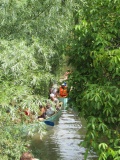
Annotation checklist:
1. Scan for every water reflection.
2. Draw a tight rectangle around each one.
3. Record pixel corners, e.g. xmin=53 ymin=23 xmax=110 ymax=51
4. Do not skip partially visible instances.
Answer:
xmin=31 ymin=109 xmax=97 ymax=160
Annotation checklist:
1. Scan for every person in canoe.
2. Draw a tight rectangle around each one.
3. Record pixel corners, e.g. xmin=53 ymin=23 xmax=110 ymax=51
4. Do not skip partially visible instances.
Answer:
xmin=50 ymin=92 xmax=59 ymax=103
xmin=46 ymin=103 xmax=55 ymax=117
xmin=59 ymin=82 xmax=68 ymax=97
xmin=38 ymin=104 xmax=46 ymax=121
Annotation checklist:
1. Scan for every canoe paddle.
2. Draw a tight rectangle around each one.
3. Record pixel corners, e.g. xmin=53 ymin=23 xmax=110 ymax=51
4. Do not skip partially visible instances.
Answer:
xmin=44 ymin=120 xmax=54 ymax=126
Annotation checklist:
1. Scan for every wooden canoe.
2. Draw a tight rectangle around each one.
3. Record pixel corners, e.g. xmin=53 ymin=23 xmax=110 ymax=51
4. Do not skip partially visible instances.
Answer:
xmin=44 ymin=105 xmax=63 ymax=122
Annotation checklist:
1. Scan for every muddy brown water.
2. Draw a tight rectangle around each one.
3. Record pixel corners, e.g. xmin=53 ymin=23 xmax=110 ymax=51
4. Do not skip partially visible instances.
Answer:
xmin=31 ymin=109 xmax=97 ymax=160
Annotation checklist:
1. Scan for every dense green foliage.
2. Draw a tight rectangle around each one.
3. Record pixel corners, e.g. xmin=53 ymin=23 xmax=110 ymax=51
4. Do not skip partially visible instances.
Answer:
xmin=0 ymin=0 xmax=73 ymax=159
xmin=1 ymin=0 xmax=120 ymax=159
xmin=66 ymin=0 xmax=120 ymax=159
xmin=0 ymin=106 xmax=47 ymax=160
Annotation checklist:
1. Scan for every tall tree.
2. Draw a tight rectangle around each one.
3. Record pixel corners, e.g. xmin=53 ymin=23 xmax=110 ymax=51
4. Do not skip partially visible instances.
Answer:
xmin=0 ymin=0 xmax=74 ymax=159
xmin=66 ymin=0 xmax=120 ymax=159
xmin=0 ymin=0 xmax=73 ymax=106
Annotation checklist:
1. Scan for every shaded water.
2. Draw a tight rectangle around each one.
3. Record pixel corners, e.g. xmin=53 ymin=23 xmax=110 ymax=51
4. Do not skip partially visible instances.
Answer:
xmin=31 ymin=109 xmax=97 ymax=160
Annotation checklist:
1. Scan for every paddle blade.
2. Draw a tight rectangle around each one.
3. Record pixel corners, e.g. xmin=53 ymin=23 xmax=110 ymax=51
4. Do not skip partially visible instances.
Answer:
xmin=44 ymin=120 xmax=54 ymax=126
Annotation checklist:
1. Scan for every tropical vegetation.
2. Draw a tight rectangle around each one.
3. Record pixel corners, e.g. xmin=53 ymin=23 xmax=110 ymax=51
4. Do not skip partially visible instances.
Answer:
xmin=0 ymin=0 xmax=120 ymax=160
xmin=66 ymin=0 xmax=120 ymax=160
xmin=0 ymin=0 xmax=72 ymax=159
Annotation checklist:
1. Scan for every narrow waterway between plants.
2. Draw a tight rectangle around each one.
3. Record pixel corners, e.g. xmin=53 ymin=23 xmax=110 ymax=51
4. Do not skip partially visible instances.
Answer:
xmin=31 ymin=109 xmax=97 ymax=160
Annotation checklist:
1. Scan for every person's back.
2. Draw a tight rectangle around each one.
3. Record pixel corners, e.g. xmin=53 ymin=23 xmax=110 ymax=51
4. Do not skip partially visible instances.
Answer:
xmin=46 ymin=105 xmax=55 ymax=117
xmin=50 ymin=93 xmax=55 ymax=101
xmin=50 ymin=92 xmax=59 ymax=105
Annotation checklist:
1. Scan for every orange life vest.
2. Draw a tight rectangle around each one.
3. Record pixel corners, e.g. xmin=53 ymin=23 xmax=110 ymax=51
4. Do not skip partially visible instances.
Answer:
xmin=59 ymin=86 xmax=68 ymax=97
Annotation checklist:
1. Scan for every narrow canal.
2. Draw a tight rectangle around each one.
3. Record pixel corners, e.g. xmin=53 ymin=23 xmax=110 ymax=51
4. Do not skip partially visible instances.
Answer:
xmin=31 ymin=109 xmax=97 ymax=160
